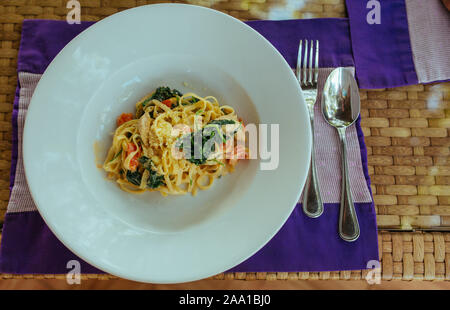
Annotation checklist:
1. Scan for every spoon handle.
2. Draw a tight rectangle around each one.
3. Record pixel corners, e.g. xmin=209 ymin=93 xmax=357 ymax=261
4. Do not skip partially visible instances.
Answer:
xmin=302 ymin=118 xmax=324 ymax=218
xmin=337 ymin=127 xmax=360 ymax=242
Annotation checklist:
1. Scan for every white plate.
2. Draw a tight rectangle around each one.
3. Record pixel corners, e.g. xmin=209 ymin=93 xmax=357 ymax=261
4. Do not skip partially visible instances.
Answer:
xmin=23 ymin=4 xmax=311 ymax=283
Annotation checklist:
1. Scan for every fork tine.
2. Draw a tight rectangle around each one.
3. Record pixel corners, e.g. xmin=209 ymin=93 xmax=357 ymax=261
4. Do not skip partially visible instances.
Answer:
xmin=303 ymin=40 xmax=308 ymax=85
xmin=308 ymin=40 xmax=313 ymax=85
xmin=314 ymin=40 xmax=319 ymax=84
xmin=296 ymin=40 xmax=302 ymax=82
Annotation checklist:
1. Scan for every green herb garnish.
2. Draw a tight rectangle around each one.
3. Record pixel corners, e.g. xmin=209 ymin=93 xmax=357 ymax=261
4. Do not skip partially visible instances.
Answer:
xmin=212 ymin=159 xmax=225 ymax=166
xmin=176 ymin=120 xmax=237 ymax=165
xmin=138 ymin=155 xmax=150 ymax=165
xmin=141 ymin=87 xmax=183 ymax=108
xmin=207 ymin=119 xmax=235 ymax=126
xmin=108 ymin=149 xmax=122 ymax=163
xmin=137 ymin=156 xmax=165 ymax=189
xmin=149 ymin=87 xmax=182 ymax=103
xmin=147 ymin=169 xmax=165 ymax=189
xmin=126 ymin=170 xmax=142 ymax=186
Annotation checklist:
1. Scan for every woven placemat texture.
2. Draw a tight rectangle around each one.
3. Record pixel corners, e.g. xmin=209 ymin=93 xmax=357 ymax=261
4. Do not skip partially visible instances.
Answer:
xmin=1 ymin=232 xmax=448 ymax=281
xmin=0 ymin=0 xmax=449 ymax=281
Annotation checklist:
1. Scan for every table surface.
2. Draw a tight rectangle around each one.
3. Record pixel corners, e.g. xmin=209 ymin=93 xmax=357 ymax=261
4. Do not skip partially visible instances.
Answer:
xmin=0 ymin=0 xmax=449 ymax=282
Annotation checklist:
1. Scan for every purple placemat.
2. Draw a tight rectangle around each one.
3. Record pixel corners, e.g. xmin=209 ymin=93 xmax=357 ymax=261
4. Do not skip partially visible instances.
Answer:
xmin=345 ymin=0 xmax=450 ymax=88
xmin=0 ymin=18 xmax=379 ymax=275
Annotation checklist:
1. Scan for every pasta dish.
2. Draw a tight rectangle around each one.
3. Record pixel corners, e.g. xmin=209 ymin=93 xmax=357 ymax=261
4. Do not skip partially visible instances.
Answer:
xmin=103 ymin=86 xmax=249 ymax=196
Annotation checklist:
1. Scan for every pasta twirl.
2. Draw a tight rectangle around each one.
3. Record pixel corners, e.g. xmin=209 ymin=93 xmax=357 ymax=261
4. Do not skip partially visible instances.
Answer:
xmin=103 ymin=86 xmax=249 ymax=196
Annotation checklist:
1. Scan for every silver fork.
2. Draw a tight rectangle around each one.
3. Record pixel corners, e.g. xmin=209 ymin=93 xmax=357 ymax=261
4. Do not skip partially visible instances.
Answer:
xmin=296 ymin=39 xmax=323 ymax=218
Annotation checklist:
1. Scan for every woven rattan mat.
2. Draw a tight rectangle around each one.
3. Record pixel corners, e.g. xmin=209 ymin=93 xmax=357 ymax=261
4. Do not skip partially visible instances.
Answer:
xmin=0 ymin=0 xmax=449 ymax=281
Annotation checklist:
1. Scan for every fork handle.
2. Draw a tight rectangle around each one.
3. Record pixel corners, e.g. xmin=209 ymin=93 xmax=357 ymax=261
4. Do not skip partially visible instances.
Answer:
xmin=302 ymin=117 xmax=323 ymax=218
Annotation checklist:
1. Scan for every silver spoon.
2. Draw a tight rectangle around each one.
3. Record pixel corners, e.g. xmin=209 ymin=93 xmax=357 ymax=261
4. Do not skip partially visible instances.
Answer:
xmin=321 ymin=67 xmax=360 ymax=242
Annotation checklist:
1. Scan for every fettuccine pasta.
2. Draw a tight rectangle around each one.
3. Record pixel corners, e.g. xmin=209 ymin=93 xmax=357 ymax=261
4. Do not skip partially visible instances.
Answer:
xmin=103 ymin=86 xmax=248 ymax=196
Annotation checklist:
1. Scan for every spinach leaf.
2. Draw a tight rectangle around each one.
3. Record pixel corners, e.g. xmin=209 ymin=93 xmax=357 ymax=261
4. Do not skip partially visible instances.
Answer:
xmin=150 ymin=87 xmax=183 ymax=102
xmin=181 ymin=97 xmax=199 ymax=106
xmin=212 ymin=159 xmax=225 ymax=166
xmin=138 ymin=155 xmax=150 ymax=165
xmin=108 ymin=149 xmax=122 ymax=163
xmin=175 ymin=120 xmax=238 ymax=166
xmin=187 ymin=130 xmax=209 ymax=165
xmin=178 ymin=126 xmax=223 ymax=165
xmin=141 ymin=87 xmax=183 ymax=108
xmin=207 ymin=119 xmax=235 ymax=126
xmin=126 ymin=170 xmax=142 ymax=186
xmin=140 ymin=97 xmax=152 ymax=108
xmin=147 ymin=169 xmax=165 ymax=189
xmin=138 ymin=156 xmax=165 ymax=188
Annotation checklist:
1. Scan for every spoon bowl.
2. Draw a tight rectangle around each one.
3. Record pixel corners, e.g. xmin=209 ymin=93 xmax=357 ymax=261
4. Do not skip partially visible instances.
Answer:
xmin=322 ymin=67 xmax=361 ymax=242
xmin=322 ymin=68 xmax=360 ymax=127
